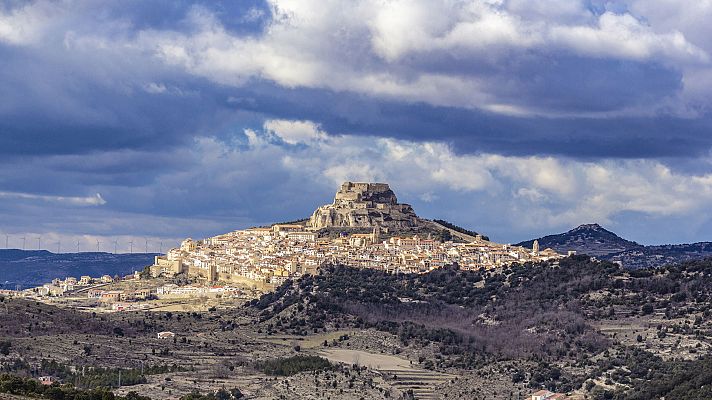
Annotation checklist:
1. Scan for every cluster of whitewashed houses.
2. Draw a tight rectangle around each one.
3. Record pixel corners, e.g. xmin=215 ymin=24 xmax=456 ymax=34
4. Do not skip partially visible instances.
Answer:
xmin=25 ymin=272 xmax=253 ymax=309
xmin=31 ymin=274 xmax=117 ymax=297
xmin=150 ymin=224 xmax=562 ymax=286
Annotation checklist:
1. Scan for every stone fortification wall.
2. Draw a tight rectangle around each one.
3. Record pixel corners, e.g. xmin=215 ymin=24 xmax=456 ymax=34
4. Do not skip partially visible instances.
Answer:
xmin=309 ymin=182 xmax=420 ymax=229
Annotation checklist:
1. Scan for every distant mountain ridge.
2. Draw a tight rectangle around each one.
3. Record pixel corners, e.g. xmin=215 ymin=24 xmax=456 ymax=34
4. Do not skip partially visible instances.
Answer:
xmin=517 ymin=224 xmax=712 ymax=268
xmin=0 ymin=249 xmax=157 ymax=289
xmin=608 ymin=242 xmax=712 ymax=269
xmin=516 ymin=223 xmax=641 ymax=257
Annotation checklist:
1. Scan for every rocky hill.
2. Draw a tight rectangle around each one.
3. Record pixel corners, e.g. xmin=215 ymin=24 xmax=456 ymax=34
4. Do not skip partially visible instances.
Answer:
xmin=308 ymin=182 xmax=421 ymax=230
xmin=516 ymin=223 xmax=641 ymax=257
xmin=518 ymin=224 xmax=712 ymax=268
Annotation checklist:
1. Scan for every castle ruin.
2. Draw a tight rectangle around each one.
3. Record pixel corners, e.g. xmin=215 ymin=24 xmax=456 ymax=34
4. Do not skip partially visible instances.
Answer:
xmin=307 ymin=182 xmax=421 ymax=229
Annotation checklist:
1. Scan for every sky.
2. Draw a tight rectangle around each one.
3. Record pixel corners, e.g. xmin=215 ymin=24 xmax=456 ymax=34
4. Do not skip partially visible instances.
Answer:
xmin=2 ymin=0 xmax=712 ymax=252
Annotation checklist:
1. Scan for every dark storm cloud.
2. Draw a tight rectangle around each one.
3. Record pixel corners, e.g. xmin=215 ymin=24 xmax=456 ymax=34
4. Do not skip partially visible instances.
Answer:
xmin=225 ymin=81 xmax=711 ymax=159
xmin=1 ymin=0 xmax=712 ymax=247
xmin=0 ymin=46 xmax=235 ymax=156
xmin=2 ymin=74 xmax=706 ymax=160
xmin=0 ymin=0 xmax=705 ymax=160
xmin=394 ymin=49 xmax=684 ymax=114
xmin=0 ymin=1 xmax=270 ymax=157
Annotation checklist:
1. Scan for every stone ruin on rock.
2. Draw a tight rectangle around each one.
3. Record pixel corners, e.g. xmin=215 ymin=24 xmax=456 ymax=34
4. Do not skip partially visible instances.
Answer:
xmin=307 ymin=182 xmax=421 ymax=230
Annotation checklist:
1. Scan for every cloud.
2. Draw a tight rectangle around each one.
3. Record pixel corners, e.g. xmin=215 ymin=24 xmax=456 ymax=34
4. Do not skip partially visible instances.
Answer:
xmin=2 ymin=118 xmax=712 ymax=246
xmin=143 ymin=82 xmax=168 ymax=94
xmin=263 ymin=119 xmax=327 ymax=144
xmin=367 ymin=3 xmax=707 ymax=63
xmin=1 ymin=1 xmax=712 ymax=247
xmin=0 ymin=1 xmax=59 ymax=45
xmin=130 ymin=0 xmax=708 ymax=117
xmin=548 ymin=12 xmax=708 ymax=63
xmin=0 ymin=191 xmax=106 ymax=206
xmin=156 ymin=120 xmax=712 ymax=236
xmin=0 ymin=0 xmax=710 ymax=161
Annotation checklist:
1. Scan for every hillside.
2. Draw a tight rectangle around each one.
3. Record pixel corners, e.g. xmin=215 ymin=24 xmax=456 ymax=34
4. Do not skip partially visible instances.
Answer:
xmin=516 ymin=223 xmax=641 ymax=256
xmin=252 ymin=256 xmax=712 ymax=398
xmin=0 ymin=250 xmax=157 ymax=288
xmin=518 ymin=224 xmax=712 ymax=268
xmin=5 ymin=255 xmax=712 ymax=398
xmin=608 ymin=242 xmax=712 ymax=269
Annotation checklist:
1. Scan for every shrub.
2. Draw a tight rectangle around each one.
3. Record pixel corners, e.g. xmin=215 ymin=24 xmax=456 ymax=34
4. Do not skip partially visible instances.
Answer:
xmin=258 ymin=355 xmax=333 ymax=376
xmin=0 ymin=341 xmax=10 ymax=356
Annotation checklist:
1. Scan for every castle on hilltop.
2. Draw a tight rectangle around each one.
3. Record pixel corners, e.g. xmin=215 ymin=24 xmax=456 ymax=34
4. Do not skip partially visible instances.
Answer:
xmin=147 ymin=180 xmax=563 ymax=286
xmin=307 ymin=182 xmax=421 ymax=230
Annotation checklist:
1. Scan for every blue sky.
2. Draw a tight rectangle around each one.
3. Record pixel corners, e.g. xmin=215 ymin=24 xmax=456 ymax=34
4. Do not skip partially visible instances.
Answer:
xmin=1 ymin=0 xmax=712 ymax=251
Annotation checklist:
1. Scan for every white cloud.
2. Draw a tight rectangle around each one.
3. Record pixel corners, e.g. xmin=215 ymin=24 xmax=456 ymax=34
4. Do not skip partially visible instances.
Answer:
xmin=2 ymin=2 xmax=712 ymax=245
xmin=627 ymin=0 xmax=712 ymax=107
xmin=548 ymin=12 xmax=708 ymax=63
xmin=144 ymin=0 xmax=708 ymax=115
xmin=242 ymin=7 xmax=266 ymax=23
xmin=5 ymin=117 xmax=711 ymax=245
xmin=0 ymin=191 xmax=106 ymax=206
xmin=4 ymin=1 xmax=710 ymax=117
xmin=367 ymin=0 xmax=542 ymax=61
xmin=176 ymin=119 xmax=712 ymax=231
xmin=129 ymin=0 xmax=710 ymax=116
xmin=143 ymin=82 xmax=167 ymax=94
xmin=263 ymin=119 xmax=327 ymax=144
xmin=65 ymin=126 xmax=712 ymax=237
xmin=0 ymin=2 xmax=58 ymax=45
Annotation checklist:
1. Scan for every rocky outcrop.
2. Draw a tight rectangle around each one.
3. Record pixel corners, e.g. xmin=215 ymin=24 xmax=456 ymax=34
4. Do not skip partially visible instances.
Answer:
xmin=308 ymin=182 xmax=420 ymax=229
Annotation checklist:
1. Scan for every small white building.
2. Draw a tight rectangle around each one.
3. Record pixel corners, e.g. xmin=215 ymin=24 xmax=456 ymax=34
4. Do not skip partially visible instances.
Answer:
xmin=529 ymin=390 xmax=569 ymax=400
xmin=157 ymin=331 xmax=176 ymax=339
xmin=38 ymin=376 xmax=57 ymax=385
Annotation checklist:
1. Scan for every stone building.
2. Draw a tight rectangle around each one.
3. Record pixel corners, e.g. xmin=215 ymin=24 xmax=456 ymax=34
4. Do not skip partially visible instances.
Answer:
xmin=308 ymin=182 xmax=420 ymax=229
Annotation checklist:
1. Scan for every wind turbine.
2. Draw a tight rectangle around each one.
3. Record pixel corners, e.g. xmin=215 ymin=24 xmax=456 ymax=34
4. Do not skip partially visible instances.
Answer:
xmin=4 ymin=234 xmax=8 ymax=249
xmin=77 ymin=240 xmax=81 ymax=253
xmin=159 ymin=241 xmax=163 ymax=254
xmin=145 ymin=238 xmax=148 ymax=254
xmin=21 ymin=236 xmax=26 ymax=250
xmin=128 ymin=240 xmax=134 ymax=254
xmin=96 ymin=240 xmax=102 ymax=252
xmin=36 ymin=237 xmax=41 ymax=250
xmin=56 ymin=241 xmax=61 ymax=254
xmin=113 ymin=240 xmax=118 ymax=254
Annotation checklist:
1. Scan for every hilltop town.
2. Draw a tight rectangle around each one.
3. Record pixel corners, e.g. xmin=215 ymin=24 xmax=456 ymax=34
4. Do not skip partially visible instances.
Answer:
xmin=3 ymin=184 xmax=712 ymax=400
xmin=149 ymin=182 xmax=562 ymax=287
xmin=11 ymin=182 xmax=562 ymax=313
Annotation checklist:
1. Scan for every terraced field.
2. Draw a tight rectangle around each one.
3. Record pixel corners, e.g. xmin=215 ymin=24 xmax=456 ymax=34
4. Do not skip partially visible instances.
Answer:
xmin=321 ymin=349 xmax=456 ymax=399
